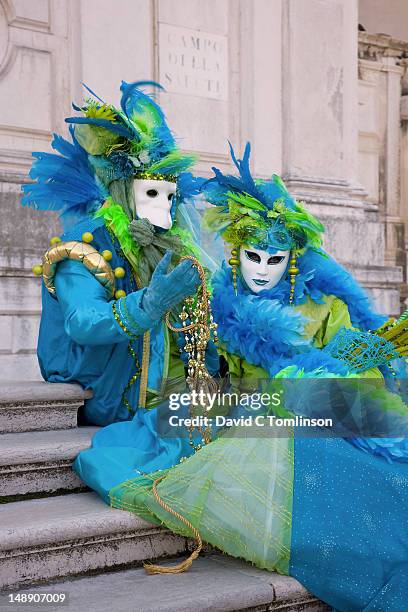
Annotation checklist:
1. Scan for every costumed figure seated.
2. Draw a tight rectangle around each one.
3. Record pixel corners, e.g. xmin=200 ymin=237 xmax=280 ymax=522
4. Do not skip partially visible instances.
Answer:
xmin=106 ymin=144 xmax=408 ymax=611
xmin=22 ymin=80 xmax=219 ymax=446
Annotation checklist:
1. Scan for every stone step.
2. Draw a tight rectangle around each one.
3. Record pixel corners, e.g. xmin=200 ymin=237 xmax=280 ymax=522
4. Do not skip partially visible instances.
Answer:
xmin=1 ymin=554 xmax=330 ymax=611
xmin=0 ymin=492 xmax=188 ymax=590
xmin=0 ymin=427 xmax=98 ymax=499
xmin=0 ymin=382 xmax=91 ymax=433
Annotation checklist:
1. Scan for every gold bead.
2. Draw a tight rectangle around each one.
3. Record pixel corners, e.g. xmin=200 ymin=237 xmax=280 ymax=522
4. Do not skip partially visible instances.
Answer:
xmin=288 ymin=267 xmax=299 ymax=275
xmin=231 ymin=248 xmax=238 ymax=257
xmin=115 ymin=289 xmax=126 ymax=299
xmin=229 ymin=258 xmax=240 ymax=266
xmin=114 ymin=266 xmax=126 ymax=279
xmin=102 ymin=250 xmax=113 ymax=261
xmin=32 ymin=264 xmax=43 ymax=276
xmin=290 ymin=277 xmax=296 ymax=284
xmin=50 ymin=236 xmax=61 ymax=246
xmin=82 ymin=232 xmax=94 ymax=243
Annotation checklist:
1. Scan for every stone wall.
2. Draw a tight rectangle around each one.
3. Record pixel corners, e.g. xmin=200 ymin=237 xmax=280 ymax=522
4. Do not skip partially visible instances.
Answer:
xmin=0 ymin=0 xmax=406 ymax=382
xmin=358 ymin=32 xmax=408 ymax=310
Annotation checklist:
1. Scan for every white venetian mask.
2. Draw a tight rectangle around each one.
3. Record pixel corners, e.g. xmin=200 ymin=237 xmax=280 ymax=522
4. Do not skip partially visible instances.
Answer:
xmin=239 ymin=246 xmax=290 ymax=293
xmin=132 ymin=179 xmax=176 ymax=230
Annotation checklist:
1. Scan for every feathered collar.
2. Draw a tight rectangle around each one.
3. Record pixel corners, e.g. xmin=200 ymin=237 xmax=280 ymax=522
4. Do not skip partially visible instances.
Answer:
xmin=211 ymin=253 xmax=385 ymax=376
xmin=212 ymin=264 xmax=311 ymax=370
xmin=228 ymin=249 xmax=385 ymax=330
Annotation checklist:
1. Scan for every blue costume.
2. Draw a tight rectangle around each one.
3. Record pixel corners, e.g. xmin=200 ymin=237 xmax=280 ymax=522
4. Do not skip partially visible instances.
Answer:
xmin=104 ymin=145 xmax=408 ymax=611
xmin=22 ymin=80 xmax=215 ymax=435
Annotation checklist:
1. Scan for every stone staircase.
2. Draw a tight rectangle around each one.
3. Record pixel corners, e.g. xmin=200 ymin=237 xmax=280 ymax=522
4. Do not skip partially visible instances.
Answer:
xmin=0 ymin=381 xmax=330 ymax=611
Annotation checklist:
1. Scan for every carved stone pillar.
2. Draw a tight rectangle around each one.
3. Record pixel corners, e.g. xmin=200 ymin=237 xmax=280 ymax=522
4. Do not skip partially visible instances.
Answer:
xmin=358 ymin=33 xmax=408 ymax=311
xmin=399 ymin=58 xmax=408 ymax=307
xmin=281 ymin=0 xmax=366 ymax=210
xmin=280 ymin=1 xmax=403 ymax=314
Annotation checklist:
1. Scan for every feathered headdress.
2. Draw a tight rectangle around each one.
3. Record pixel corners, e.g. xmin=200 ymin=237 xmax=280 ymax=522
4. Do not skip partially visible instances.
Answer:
xmin=22 ymin=81 xmax=197 ymax=228
xmin=66 ymin=81 xmax=196 ymax=181
xmin=201 ymin=143 xmax=324 ymax=253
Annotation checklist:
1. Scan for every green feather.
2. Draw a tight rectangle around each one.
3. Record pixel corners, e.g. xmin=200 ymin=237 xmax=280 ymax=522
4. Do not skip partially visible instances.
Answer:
xmin=227 ymin=191 xmax=268 ymax=212
xmin=94 ymin=198 xmax=139 ymax=256
xmin=148 ymin=150 xmax=197 ymax=174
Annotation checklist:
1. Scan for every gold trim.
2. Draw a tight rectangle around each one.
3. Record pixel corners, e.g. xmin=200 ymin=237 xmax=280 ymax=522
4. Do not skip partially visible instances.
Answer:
xmin=134 ymin=171 xmax=177 ymax=182
xmin=42 ymin=241 xmax=115 ymax=299
xmin=138 ymin=331 xmax=151 ymax=408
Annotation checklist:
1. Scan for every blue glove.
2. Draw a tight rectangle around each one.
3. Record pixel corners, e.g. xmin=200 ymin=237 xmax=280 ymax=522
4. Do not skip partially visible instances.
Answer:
xmin=142 ymin=251 xmax=200 ymax=321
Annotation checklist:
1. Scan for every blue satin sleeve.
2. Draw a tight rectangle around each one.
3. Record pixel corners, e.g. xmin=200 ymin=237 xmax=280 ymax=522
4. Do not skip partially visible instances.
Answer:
xmin=54 ymin=260 xmax=154 ymax=346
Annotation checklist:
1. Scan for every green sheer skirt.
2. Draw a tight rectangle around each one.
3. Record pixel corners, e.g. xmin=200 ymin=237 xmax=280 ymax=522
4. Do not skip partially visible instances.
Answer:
xmin=110 ymin=432 xmax=294 ymax=574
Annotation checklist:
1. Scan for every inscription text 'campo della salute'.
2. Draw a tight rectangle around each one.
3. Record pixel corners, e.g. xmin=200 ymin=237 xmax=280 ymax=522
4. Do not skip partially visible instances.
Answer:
xmin=159 ymin=24 xmax=228 ymax=100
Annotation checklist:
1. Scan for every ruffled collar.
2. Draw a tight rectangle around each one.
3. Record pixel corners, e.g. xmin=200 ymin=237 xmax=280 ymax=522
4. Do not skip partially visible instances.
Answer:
xmin=211 ymin=264 xmax=312 ymax=372
xmin=211 ymin=251 xmax=384 ymax=375
xmin=217 ymin=248 xmax=385 ymax=330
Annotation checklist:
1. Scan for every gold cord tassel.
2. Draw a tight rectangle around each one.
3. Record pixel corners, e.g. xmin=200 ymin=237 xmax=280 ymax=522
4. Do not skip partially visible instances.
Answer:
xmin=143 ymin=475 xmax=203 ymax=574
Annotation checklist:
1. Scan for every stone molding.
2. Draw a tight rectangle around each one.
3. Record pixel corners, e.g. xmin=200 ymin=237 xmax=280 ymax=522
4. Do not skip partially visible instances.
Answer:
xmin=358 ymin=31 xmax=408 ymax=61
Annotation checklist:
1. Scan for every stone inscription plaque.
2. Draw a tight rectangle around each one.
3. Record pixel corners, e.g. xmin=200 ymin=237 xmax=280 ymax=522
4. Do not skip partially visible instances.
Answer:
xmin=159 ymin=23 xmax=228 ymax=100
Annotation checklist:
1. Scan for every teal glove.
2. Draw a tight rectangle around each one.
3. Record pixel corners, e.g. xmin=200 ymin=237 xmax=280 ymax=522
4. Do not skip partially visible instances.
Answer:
xmin=142 ymin=251 xmax=200 ymax=321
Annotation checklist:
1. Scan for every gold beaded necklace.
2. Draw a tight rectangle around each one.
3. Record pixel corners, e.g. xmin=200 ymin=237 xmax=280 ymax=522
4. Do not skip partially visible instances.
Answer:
xmin=165 ymin=255 xmax=218 ymax=449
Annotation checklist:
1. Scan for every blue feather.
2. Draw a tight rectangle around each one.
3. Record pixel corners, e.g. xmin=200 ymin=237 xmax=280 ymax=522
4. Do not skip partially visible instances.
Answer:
xmin=211 ymin=264 xmax=349 ymax=376
xmin=203 ymin=143 xmax=298 ymax=213
xmin=225 ymin=248 xmax=385 ymax=331
xmin=300 ymin=250 xmax=386 ymax=330
xmin=116 ymin=80 xmax=177 ymax=161
xmin=177 ymin=173 xmax=207 ymax=200
xmin=22 ymin=128 xmax=107 ymax=230
xmin=257 ymin=176 xmax=296 ymax=210
xmin=81 ymin=82 xmax=105 ymax=103
xmin=203 ymin=143 xmax=268 ymax=207
xmin=119 ymin=80 xmax=164 ymax=117
xmin=211 ymin=248 xmax=387 ymax=375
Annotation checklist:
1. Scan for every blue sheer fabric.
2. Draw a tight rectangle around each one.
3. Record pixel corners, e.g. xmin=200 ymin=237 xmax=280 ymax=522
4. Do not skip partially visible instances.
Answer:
xmin=73 ymin=401 xmax=196 ymax=503
xmin=291 ymin=437 xmax=408 ymax=611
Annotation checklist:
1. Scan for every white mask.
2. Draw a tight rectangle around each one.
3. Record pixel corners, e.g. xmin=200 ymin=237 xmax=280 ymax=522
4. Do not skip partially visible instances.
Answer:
xmin=239 ymin=246 xmax=290 ymax=294
xmin=132 ymin=179 xmax=176 ymax=230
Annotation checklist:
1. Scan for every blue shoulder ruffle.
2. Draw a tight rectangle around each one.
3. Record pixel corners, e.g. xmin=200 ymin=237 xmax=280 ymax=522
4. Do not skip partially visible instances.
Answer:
xmin=21 ymin=128 xmax=108 ymax=230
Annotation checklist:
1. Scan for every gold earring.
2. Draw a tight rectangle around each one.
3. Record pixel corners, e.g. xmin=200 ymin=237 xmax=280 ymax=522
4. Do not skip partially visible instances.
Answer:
xmin=288 ymin=252 xmax=299 ymax=305
xmin=228 ymin=247 xmax=240 ymax=295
